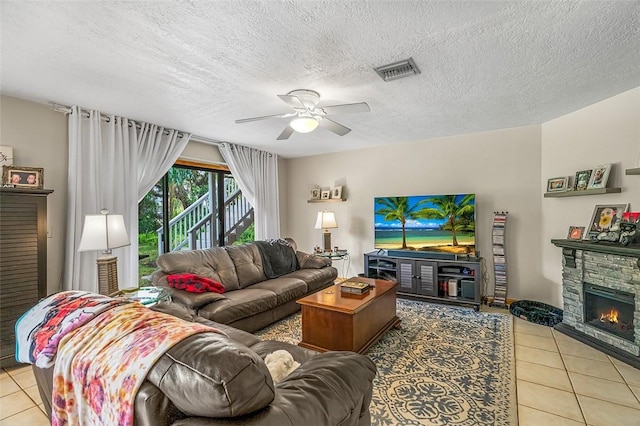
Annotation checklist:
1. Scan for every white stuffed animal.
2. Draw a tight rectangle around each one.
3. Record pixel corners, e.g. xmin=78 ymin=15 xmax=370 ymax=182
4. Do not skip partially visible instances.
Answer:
xmin=264 ymin=350 xmax=300 ymax=383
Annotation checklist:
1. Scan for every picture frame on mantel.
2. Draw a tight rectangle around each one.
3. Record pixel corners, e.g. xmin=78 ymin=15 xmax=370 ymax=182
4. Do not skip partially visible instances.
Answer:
xmin=587 ymin=164 xmax=611 ymax=189
xmin=586 ymin=203 xmax=628 ymax=240
xmin=567 ymin=226 xmax=585 ymax=240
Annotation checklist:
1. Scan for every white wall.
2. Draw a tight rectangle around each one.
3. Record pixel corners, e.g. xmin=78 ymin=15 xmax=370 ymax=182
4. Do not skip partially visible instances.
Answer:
xmin=282 ymin=125 xmax=544 ymax=303
xmin=4 ymin=87 xmax=637 ymax=306
xmin=0 ymin=95 xmax=68 ymax=293
xmin=541 ymin=87 xmax=640 ymax=306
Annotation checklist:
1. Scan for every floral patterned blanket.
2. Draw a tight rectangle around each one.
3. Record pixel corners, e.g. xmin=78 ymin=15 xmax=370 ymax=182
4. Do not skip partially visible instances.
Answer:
xmin=16 ymin=291 xmax=220 ymax=426
xmin=16 ymin=291 xmax=134 ymax=368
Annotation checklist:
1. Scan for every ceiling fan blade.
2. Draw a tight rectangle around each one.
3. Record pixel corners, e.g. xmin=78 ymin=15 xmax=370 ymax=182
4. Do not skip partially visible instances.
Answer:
xmin=235 ymin=112 xmax=295 ymax=124
xmin=318 ymin=118 xmax=351 ymax=136
xmin=317 ymin=102 xmax=370 ymax=115
xmin=277 ymin=94 xmax=306 ymax=109
xmin=276 ymin=125 xmax=295 ymax=140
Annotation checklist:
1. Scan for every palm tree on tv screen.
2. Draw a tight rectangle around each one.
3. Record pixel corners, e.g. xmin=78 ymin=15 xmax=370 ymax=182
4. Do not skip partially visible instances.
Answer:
xmin=415 ymin=194 xmax=475 ymax=246
xmin=375 ymin=197 xmax=430 ymax=249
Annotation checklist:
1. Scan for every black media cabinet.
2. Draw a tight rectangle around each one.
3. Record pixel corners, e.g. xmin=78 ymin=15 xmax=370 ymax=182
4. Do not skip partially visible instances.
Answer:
xmin=364 ymin=251 xmax=482 ymax=311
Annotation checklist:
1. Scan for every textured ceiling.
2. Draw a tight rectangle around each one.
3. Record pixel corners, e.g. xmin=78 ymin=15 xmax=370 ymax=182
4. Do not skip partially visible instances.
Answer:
xmin=1 ymin=1 xmax=639 ymax=158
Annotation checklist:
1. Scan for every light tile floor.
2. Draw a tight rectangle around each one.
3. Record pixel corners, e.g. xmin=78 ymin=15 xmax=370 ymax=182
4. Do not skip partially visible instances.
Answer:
xmin=1 ymin=311 xmax=639 ymax=425
xmin=512 ymin=315 xmax=640 ymax=426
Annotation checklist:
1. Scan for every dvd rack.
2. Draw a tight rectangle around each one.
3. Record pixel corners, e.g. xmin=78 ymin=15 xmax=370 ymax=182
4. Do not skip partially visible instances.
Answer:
xmin=490 ymin=211 xmax=508 ymax=308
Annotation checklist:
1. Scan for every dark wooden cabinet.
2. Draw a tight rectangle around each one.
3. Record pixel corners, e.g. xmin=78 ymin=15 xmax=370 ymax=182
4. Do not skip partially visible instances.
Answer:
xmin=397 ymin=259 xmax=438 ymax=297
xmin=0 ymin=188 xmax=53 ymax=367
xmin=364 ymin=252 xmax=481 ymax=310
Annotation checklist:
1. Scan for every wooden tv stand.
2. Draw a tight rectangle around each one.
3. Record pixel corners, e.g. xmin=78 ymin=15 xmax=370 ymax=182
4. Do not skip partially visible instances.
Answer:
xmin=364 ymin=251 xmax=482 ymax=310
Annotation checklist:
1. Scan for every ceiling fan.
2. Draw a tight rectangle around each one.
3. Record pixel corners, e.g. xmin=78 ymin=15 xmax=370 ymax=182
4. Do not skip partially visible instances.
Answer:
xmin=235 ymin=89 xmax=370 ymax=140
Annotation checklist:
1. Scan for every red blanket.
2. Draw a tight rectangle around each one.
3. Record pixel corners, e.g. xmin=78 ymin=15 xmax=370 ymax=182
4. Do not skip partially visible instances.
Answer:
xmin=167 ymin=273 xmax=225 ymax=293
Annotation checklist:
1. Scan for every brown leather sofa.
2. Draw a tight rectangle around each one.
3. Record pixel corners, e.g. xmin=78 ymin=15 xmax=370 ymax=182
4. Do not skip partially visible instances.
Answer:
xmin=33 ymin=302 xmax=377 ymax=426
xmin=150 ymin=239 xmax=338 ymax=332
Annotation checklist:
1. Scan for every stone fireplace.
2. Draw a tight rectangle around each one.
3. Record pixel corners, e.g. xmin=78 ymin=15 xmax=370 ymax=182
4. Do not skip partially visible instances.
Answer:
xmin=552 ymin=239 xmax=640 ymax=368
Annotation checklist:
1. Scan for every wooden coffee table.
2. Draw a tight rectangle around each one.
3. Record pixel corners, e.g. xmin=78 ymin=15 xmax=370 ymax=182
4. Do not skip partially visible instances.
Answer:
xmin=297 ymin=277 xmax=400 ymax=354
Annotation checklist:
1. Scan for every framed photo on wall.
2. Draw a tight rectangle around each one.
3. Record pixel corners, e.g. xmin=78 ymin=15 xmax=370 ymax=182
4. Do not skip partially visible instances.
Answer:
xmin=567 ymin=226 xmax=585 ymax=240
xmin=587 ymin=164 xmax=611 ymax=189
xmin=310 ymin=188 xmax=320 ymax=200
xmin=320 ymin=190 xmax=331 ymax=200
xmin=586 ymin=203 xmax=628 ymax=239
xmin=574 ymin=169 xmax=592 ymax=191
xmin=331 ymin=186 xmax=343 ymax=200
xmin=546 ymin=176 xmax=570 ymax=192
xmin=2 ymin=166 xmax=44 ymax=189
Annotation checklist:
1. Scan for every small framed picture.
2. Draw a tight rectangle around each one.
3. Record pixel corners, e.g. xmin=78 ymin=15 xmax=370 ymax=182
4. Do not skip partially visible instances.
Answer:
xmin=586 ymin=204 xmax=628 ymax=239
xmin=574 ymin=169 xmax=592 ymax=191
xmin=587 ymin=164 xmax=611 ymax=189
xmin=547 ymin=176 xmax=570 ymax=192
xmin=567 ymin=226 xmax=585 ymax=240
xmin=320 ymin=190 xmax=331 ymax=200
xmin=331 ymin=185 xmax=343 ymax=200
xmin=2 ymin=166 xmax=44 ymax=189
xmin=310 ymin=188 xmax=320 ymax=200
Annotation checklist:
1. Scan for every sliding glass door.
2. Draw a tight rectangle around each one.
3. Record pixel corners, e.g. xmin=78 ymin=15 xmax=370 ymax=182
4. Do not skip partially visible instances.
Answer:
xmin=138 ymin=164 xmax=254 ymax=284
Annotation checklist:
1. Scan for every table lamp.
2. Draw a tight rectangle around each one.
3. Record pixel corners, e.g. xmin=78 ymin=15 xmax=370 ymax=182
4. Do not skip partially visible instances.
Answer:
xmin=78 ymin=209 xmax=130 ymax=295
xmin=315 ymin=211 xmax=338 ymax=252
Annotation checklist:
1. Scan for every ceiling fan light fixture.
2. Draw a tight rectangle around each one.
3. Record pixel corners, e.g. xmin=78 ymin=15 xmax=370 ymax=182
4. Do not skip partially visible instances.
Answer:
xmin=290 ymin=116 xmax=319 ymax=133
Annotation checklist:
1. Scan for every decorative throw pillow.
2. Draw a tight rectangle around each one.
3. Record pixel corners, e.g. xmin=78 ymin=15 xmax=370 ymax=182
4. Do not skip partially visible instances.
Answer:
xmin=167 ymin=273 xmax=225 ymax=294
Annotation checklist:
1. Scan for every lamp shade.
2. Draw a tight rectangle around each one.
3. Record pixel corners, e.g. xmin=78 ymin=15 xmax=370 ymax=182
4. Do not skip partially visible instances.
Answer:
xmin=315 ymin=211 xmax=338 ymax=230
xmin=78 ymin=210 xmax=130 ymax=253
xmin=290 ymin=116 xmax=319 ymax=133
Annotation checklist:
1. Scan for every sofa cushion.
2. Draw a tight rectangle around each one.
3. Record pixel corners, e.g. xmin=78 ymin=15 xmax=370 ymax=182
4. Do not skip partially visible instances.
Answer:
xmin=283 ymin=267 xmax=338 ymax=292
xmin=156 ymin=246 xmax=240 ymax=291
xmin=146 ymin=332 xmax=275 ymax=418
xmin=225 ymin=244 xmax=268 ymax=288
xmin=166 ymin=287 xmax=226 ymax=310
xmin=296 ymin=251 xmax=332 ymax=269
xmin=198 ymin=288 xmax=278 ymax=324
xmin=250 ymin=277 xmax=308 ymax=305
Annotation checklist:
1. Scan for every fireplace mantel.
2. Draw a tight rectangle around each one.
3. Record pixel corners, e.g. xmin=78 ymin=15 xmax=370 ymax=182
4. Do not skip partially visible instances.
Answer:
xmin=551 ymin=239 xmax=640 ymax=258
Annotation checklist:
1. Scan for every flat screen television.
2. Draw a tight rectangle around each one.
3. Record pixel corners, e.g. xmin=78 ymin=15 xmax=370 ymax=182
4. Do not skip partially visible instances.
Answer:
xmin=374 ymin=194 xmax=476 ymax=257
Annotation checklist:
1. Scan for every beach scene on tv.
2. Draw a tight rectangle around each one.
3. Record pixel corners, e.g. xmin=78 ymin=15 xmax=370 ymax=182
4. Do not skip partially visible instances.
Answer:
xmin=374 ymin=194 xmax=476 ymax=255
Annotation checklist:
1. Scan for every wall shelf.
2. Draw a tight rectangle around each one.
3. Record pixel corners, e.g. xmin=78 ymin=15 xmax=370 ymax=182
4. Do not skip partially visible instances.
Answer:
xmin=307 ymin=199 xmax=345 ymax=203
xmin=544 ymin=188 xmax=621 ymax=198
xmin=625 ymin=168 xmax=640 ymax=175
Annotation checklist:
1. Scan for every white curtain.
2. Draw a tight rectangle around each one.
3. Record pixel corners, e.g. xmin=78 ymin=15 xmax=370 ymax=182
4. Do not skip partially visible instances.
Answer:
xmin=137 ymin=124 xmax=190 ymax=201
xmin=64 ymin=107 xmax=190 ymax=292
xmin=219 ymin=143 xmax=280 ymax=240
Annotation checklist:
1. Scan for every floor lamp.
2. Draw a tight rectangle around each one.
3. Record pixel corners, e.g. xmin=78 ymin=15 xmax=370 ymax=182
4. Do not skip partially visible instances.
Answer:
xmin=78 ymin=209 xmax=131 ymax=295
xmin=315 ymin=211 xmax=338 ymax=252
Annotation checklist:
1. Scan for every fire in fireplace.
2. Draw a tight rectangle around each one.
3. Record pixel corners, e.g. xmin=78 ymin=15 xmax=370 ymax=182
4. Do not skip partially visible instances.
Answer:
xmin=583 ymin=283 xmax=635 ymax=342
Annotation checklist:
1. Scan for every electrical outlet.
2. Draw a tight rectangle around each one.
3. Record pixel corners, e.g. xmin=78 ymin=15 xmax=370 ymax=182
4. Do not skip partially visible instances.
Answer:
xmin=47 ymin=228 xmax=52 ymax=238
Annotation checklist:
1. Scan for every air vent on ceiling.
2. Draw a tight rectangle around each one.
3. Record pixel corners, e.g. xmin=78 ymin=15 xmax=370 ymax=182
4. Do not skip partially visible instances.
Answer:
xmin=374 ymin=57 xmax=420 ymax=82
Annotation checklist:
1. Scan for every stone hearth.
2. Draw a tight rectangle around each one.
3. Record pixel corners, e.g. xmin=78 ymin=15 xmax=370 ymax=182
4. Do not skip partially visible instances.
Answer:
xmin=552 ymin=239 xmax=640 ymax=368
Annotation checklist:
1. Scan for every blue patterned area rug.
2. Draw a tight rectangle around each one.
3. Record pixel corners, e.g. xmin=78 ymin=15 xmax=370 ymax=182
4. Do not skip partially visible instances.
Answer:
xmin=255 ymin=298 xmax=517 ymax=425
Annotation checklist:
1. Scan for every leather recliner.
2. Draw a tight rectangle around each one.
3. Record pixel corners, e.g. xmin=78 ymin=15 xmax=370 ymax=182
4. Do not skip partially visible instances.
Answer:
xmin=32 ymin=302 xmax=377 ymax=426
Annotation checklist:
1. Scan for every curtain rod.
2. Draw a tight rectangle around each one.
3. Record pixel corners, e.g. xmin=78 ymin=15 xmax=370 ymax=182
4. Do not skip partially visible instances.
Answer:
xmin=51 ymin=102 xmax=221 ymax=146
